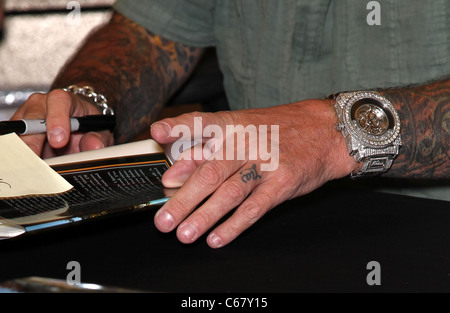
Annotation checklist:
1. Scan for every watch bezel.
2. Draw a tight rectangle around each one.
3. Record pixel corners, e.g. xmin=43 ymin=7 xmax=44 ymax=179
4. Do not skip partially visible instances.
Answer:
xmin=337 ymin=92 xmax=401 ymax=148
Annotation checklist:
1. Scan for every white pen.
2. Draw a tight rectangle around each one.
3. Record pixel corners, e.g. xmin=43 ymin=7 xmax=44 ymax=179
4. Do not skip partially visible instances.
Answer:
xmin=0 ymin=115 xmax=115 ymax=135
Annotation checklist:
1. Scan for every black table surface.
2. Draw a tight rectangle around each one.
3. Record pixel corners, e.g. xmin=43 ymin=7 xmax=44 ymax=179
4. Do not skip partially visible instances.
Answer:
xmin=0 ymin=181 xmax=449 ymax=293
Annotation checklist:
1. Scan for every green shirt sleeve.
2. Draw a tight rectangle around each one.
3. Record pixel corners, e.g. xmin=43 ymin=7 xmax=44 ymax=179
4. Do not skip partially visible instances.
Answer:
xmin=114 ymin=0 xmax=216 ymax=47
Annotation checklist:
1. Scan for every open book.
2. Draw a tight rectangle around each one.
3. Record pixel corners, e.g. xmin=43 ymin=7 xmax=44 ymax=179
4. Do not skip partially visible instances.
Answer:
xmin=0 ymin=139 xmax=173 ymax=240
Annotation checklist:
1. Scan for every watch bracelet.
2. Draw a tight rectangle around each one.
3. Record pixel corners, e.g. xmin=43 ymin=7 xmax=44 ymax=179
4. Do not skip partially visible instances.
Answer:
xmin=352 ymin=156 xmax=394 ymax=178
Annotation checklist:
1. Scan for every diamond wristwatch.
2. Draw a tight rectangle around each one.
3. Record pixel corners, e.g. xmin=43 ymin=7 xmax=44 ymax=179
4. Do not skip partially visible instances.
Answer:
xmin=332 ymin=91 xmax=402 ymax=177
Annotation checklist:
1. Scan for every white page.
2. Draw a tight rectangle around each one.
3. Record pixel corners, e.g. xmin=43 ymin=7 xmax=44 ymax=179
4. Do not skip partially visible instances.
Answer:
xmin=44 ymin=139 xmax=167 ymax=166
xmin=0 ymin=133 xmax=73 ymax=198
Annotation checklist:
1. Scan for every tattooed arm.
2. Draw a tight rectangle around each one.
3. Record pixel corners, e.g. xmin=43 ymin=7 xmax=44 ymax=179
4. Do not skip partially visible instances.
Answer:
xmin=379 ymin=77 xmax=450 ymax=178
xmin=51 ymin=11 xmax=204 ymax=143
xmin=12 ymin=11 xmax=204 ymax=157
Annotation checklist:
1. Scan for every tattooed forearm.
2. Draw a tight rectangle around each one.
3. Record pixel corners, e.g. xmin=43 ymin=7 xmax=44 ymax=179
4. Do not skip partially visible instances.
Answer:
xmin=378 ymin=77 xmax=450 ymax=178
xmin=51 ymin=11 xmax=204 ymax=143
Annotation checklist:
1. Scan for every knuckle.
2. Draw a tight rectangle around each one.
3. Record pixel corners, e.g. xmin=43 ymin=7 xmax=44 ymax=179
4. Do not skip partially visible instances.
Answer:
xmin=27 ymin=92 xmax=46 ymax=104
xmin=274 ymin=165 xmax=299 ymax=194
xmin=268 ymin=166 xmax=301 ymax=200
xmin=196 ymin=162 xmax=223 ymax=187
xmin=194 ymin=210 xmax=216 ymax=228
xmin=48 ymin=88 xmax=69 ymax=98
xmin=213 ymin=111 xmax=236 ymax=128
xmin=190 ymin=111 xmax=206 ymax=119
xmin=166 ymin=196 xmax=189 ymax=218
xmin=222 ymin=222 xmax=240 ymax=237
xmin=47 ymin=89 xmax=73 ymax=109
xmin=241 ymin=203 xmax=264 ymax=225
xmin=172 ymin=111 xmax=205 ymax=126
xmin=240 ymin=190 xmax=273 ymax=224
xmin=220 ymin=110 xmax=237 ymax=125
xmin=222 ymin=181 xmax=246 ymax=203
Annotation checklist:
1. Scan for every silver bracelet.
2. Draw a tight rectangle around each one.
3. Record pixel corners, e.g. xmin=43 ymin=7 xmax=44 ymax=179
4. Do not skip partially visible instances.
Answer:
xmin=62 ymin=85 xmax=115 ymax=115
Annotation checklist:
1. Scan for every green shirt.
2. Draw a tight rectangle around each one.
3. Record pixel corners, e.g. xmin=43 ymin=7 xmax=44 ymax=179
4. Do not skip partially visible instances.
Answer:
xmin=114 ymin=0 xmax=450 ymax=110
xmin=114 ymin=0 xmax=450 ymax=202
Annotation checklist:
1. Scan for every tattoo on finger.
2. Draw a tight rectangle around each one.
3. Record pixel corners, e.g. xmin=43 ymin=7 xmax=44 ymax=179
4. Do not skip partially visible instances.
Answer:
xmin=240 ymin=164 xmax=262 ymax=183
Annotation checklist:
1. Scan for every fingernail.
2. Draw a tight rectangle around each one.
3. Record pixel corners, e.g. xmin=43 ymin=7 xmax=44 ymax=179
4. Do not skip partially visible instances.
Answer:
xmin=151 ymin=122 xmax=171 ymax=138
xmin=208 ymin=233 xmax=223 ymax=248
xmin=179 ymin=223 xmax=198 ymax=242
xmin=155 ymin=210 xmax=175 ymax=231
xmin=49 ymin=127 xmax=66 ymax=144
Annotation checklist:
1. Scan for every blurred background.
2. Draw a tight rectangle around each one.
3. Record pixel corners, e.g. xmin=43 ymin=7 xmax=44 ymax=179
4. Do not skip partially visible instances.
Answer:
xmin=0 ymin=0 xmax=114 ymax=121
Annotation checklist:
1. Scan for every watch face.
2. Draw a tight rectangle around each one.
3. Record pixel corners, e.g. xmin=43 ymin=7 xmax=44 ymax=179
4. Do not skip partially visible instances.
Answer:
xmin=338 ymin=92 xmax=401 ymax=147
xmin=352 ymin=100 xmax=392 ymax=136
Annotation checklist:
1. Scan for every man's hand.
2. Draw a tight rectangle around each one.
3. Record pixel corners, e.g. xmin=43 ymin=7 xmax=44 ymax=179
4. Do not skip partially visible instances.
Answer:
xmin=10 ymin=89 xmax=113 ymax=158
xmin=151 ymin=99 xmax=358 ymax=248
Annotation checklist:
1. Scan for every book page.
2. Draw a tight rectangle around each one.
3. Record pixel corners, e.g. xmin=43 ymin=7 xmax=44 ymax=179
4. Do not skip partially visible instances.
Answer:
xmin=0 ymin=133 xmax=73 ymax=198
xmin=44 ymin=139 xmax=169 ymax=166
